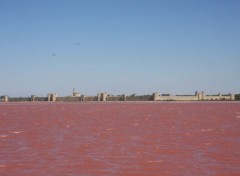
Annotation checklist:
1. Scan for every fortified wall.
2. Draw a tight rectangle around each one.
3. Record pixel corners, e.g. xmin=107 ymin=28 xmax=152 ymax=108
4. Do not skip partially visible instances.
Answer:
xmin=0 ymin=91 xmax=235 ymax=102
xmin=152 ymin=91 xmax=235 ymax=101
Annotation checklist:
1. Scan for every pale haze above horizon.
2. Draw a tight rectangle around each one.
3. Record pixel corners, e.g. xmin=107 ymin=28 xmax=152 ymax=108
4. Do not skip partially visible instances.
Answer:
xmin=0 ymin=0 xmax=240 ymax=97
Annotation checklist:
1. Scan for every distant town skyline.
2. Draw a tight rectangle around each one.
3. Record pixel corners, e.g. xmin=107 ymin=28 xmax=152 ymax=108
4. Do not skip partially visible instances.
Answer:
xmin=0 ymin=0 xmax=240 ymax=97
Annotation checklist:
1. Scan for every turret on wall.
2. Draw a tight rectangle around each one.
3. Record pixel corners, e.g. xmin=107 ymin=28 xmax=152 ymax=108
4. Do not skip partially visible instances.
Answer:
xmin=230 ymin=94 xmax=235 ymax=101
xmin=153 ymin=92 xmax=160 ymax=101
xmin=3 ymin=95 xmax=8 ymax=102
xmin=72 ymin=89 xmax=81 ymax=97
xmin=122 ymin=94 xmax=126 ymax=101
xmin=97 ymin=93 xmax=107 ymax=101
xmin=219 ymin=93 xmax=222 ymax=100
xmin=101 ymin=93 xmax=107 ymax=101
xmin=202 ymin=91 xmax=205 ymax=100
xmin=81 ymin=95 xmax=85 ymax=101
xmin=48 ymin=93 xmax=57 ymax=102
xmin=97 ymin=93 xmax=101 ymax=101
xmin=31 ymin=95 xmax=36 ymax=102
xmin=197 ymin=91 xmax=205 ymax=101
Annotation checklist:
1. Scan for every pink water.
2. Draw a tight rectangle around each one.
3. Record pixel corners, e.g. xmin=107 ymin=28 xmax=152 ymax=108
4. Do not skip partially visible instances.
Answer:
xmin=0 ymin=102 xmax=240 ymax=175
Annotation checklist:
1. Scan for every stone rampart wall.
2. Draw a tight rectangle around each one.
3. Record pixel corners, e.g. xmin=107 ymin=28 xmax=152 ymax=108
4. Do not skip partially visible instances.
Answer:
xmin=8 ymin=97 xmax=31 ymax=102
xmin=126 ymin=95 xmax=152 ymax=101
xmin=34 ymin=97 xmax=48 ymax=101
xmin=204 ymin=95 xmax=232 ymax=101
xmin=158 ymin=96 xmax=197 ymax=101
xmin=107 ymin=96 xmax=122 ymax=101
xmin=84 ymin=96 xmax=97 ymax=101
xmin=57 ymin=97 xmax=81 ymax=102
xmin=1 ymin=92 xmax=235 ymax=102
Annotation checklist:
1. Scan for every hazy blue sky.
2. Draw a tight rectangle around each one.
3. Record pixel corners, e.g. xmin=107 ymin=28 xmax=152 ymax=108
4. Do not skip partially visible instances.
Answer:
xmin=0 ymin=0 xmax=239 ymax=96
